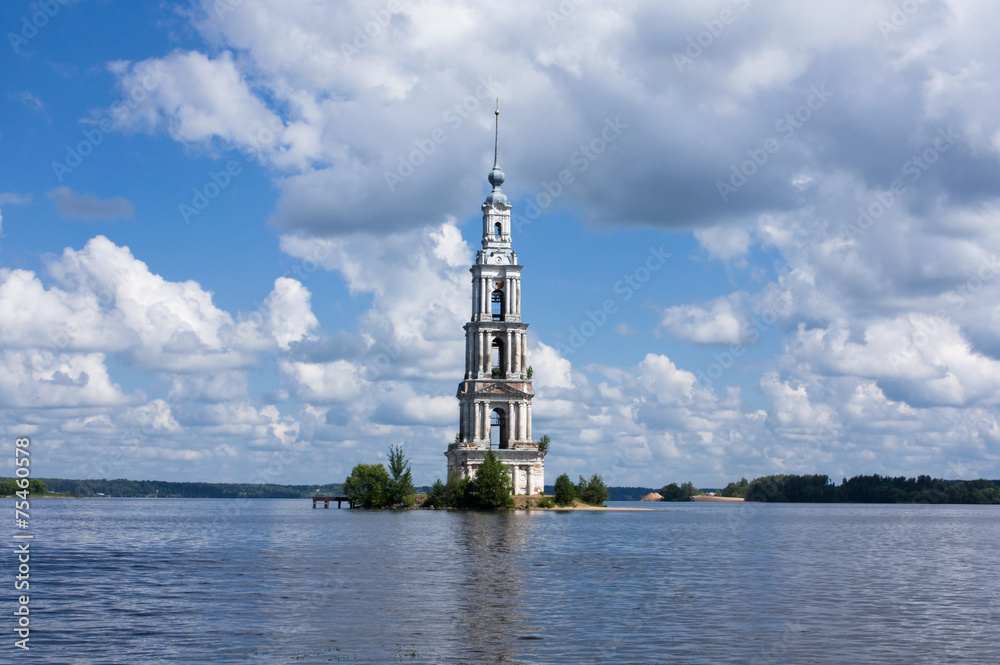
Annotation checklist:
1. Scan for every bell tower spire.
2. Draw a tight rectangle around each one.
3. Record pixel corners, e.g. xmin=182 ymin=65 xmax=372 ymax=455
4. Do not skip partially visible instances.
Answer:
xmin=479 ymin=103 xmax=515 ymax=266
xmin=445 ymin=104 xmax=544 ymax=496
xmin=493 ymin=101 xmax=500 ymax=169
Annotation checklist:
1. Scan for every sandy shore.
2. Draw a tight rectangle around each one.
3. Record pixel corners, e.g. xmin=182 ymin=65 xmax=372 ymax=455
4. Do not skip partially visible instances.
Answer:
xmin=542 ymin=504 xmax=654 ymax=511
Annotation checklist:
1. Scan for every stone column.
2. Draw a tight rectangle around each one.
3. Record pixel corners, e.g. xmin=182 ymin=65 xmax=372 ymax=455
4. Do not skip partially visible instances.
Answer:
xmin=518 ymin=403 xmax=526 ymax=441
xmin=514 ymin=278 xmax=520 ymax=316
xmin=476 ymin=331 xmax=483 ymax=378
xmin=505 ymin=330 xmax=513 ymax=376
xmin=514 ymin=332 xmax=521 ymax=375
xmin=521 ymin=334 xmax=527 ymax=371
xmin=511 ymin=466 xmax=517 ymax=495
xmin=484 ymin=331 xmax=491 ymax=375
xmin=526 ymin=402 xmax=532 ymax=441
xmin=510 ymin=403 xmax=517 ymax=443
xmin=481 ymin=277 xmax=488 ymax=317
xmin=508 ymin=278 xmax=514 ymax=319
xmin=465 ymin=330 xmax=472 ymax=379
xmin=526 ymin=465 xmax=533 ymax=495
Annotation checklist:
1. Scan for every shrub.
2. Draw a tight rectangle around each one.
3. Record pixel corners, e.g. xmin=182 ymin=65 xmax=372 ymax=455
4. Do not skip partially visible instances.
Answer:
xmin=536 ymin=496 xmax=555 ymax=508
xmin=554 ymin=473 xmax=577 ymax=506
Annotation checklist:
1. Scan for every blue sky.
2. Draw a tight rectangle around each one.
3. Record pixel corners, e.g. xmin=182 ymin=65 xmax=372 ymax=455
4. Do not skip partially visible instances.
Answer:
xmin=3 ymin=0 xmax=1000 ymax=487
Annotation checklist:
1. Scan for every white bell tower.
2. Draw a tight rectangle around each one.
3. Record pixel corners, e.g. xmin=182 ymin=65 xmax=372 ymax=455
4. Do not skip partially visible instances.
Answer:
xmin=445 ymin=106 xmax=544 ymax=495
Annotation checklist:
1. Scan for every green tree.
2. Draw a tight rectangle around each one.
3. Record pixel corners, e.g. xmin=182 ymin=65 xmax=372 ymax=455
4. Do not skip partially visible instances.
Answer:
xmin=445 ymin=470 xmax=472 ymax=509
xmin=719 ymin=477 xmax=749 ymax=498
xmin=467 ymin=450 xmax=514 ymax=509
xmin=659 ymin=481 xmax=703 ymax=501
xmin=385 ymin=445 xmax=416 ymax=506
xmin=577 ymin=474 xmax=608 ymax=506
xmin=422 ymin=479 xmax=447 ymax=508
xmin=538 ymin=434 xmax=551 ymax=456
xmin=554 ymin=473 xmax=577 ymax=506
xmin=0 ymin=478 xmax=44 ymax=496
xmin=343 ymin=463 xmax=391 ymax=508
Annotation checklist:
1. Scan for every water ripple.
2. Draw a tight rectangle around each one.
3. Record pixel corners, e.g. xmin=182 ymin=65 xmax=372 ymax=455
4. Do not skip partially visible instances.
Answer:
xmin=11 ymin=499 xmax=999 ymax=664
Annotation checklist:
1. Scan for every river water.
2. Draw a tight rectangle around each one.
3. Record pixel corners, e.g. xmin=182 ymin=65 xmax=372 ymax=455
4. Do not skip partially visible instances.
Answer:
xmin=8 ymin=499 xmax=999 ymax=664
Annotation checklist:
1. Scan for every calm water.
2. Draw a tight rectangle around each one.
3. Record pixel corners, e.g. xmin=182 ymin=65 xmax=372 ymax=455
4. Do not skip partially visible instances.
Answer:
xmin=7 ymin=499 xmax=999 ymax=664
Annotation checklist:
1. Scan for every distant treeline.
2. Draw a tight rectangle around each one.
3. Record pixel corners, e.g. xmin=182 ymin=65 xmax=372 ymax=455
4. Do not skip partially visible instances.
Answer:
xmin=3 ymin=478 xmax=343 ymax=499
xmin=0 ymin=478 xmax=47 ymax=496
xmin=6 ymin=478 xmax=653 ymax=500
xmin=719 ymin=474 xmax=1000 ymax=504
xmin=542 ymin=485 xmax=655 ymax=501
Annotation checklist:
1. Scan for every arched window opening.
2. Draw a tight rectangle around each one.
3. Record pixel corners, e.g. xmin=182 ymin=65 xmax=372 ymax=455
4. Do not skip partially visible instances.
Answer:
xmin=491 ymin=289 xmax=504 ymax=321
xmin=494 ymin=222 xmax=502 ymax=238
xmin=490 ymin=408 xmax=508 ymax=449
xmin=491 ymin=338 xmax=504 ymax=377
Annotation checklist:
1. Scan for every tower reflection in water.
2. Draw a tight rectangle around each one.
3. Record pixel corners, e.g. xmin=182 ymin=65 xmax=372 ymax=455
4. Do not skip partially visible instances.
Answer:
xmin=451 ymin=511 xmax=539 ymax=660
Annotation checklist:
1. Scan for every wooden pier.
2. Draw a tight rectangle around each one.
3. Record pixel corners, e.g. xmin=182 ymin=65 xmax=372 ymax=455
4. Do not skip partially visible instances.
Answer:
xmin=312 ymin=495 xmax=353 ymax=509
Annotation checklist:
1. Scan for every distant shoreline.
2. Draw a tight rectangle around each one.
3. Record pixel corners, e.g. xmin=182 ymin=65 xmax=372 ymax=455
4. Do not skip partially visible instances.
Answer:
xmin=691 ymin=495 xmax=745 ymax=502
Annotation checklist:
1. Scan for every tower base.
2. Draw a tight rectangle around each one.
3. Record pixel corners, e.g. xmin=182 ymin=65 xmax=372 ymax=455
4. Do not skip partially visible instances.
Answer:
xmin=445 ymin=445 xmax=545 ymax=495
